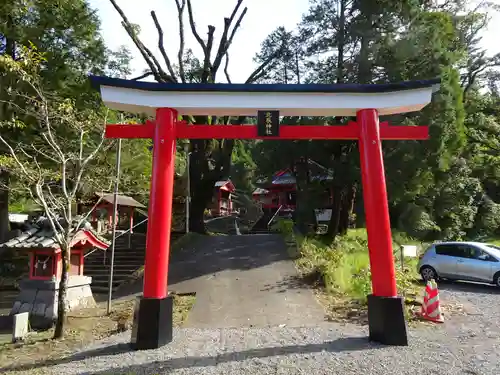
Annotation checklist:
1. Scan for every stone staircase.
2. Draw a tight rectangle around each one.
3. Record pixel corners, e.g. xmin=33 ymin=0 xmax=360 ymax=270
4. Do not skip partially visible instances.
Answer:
xmin=84 ymin=232 xmax=183 ymax=294
xmin=249 ymin=211 xmax=275 ymax=234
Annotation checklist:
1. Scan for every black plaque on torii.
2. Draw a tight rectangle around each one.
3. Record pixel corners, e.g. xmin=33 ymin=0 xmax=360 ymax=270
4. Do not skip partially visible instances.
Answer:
xmin=257 ymin=110 xmax=280 ymax=137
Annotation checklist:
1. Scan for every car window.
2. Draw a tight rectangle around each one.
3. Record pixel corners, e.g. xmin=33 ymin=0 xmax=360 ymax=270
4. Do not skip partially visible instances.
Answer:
xmin=456 ymin=245 xmax=479 ymax=259
xmin=435 ymin=244 xmax=463 ymax=257
xmin=481 ymin=252 xmax=496 ymax=261
xmin=457 ymin=246 xmax=497 ymax=261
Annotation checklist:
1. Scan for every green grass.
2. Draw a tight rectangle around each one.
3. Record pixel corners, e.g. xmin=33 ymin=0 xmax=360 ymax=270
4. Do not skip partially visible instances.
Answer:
xmin=278 ymin=220 xmax=423 ymax=321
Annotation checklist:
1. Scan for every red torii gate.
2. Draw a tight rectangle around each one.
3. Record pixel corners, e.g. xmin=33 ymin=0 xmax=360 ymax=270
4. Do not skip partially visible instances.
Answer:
xmin=90 ymin=75 xmax=440 ymax=350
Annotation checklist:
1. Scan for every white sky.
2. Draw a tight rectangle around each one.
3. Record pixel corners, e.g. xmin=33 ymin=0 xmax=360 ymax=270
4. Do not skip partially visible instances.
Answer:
xmin=88 ymin=0 xmax=500 ymax=83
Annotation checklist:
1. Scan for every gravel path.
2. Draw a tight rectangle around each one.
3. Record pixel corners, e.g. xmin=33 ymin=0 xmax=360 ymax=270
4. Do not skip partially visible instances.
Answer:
xmin=11 ymin=280 xmax=496 ymax=375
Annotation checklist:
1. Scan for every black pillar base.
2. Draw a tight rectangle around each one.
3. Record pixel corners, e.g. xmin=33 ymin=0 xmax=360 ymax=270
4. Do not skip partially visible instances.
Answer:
xmin=130 ymin=295 xmax=173 ymax=350
xmin=367 ymin=294 xmax=408 ymax=346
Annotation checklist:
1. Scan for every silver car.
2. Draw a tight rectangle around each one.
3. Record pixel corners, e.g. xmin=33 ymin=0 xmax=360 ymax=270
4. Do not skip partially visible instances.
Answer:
xmin=417 ymin=241 xmax=500 ymax=287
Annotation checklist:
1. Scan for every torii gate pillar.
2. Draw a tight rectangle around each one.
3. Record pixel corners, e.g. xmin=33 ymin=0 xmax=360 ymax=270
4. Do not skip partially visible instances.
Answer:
xmin=358 ymin=109 xmax=405 ymax=345
xmin=131 ymin=108 xmax=177 ymax=350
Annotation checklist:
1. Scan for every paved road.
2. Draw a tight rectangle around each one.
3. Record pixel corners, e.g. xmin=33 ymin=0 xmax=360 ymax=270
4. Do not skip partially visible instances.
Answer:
xmin=168 ymin=234 xmax=326 ymax=328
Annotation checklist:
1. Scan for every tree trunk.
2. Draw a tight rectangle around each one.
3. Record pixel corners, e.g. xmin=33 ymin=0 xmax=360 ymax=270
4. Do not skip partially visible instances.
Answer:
xmin=189 ymin=194 xmax=208 ymax=234
xmin=188 ymin=121 xmax=236 ymax=233
xmin=338 ymin=184 xmax=356 ymax=235
xmin=53 ymin=246 xmax=69 ymax=339
xmin=357 ymin=4 xmax=373 ymax=84
xmin=295 ymin=156 xmax=315 ymax=233
xmin=0 ymin=171 xmax=9 ymax=242
xmin=0 ymin=33 xmax=15 ymax=243
xmin=327 ymin=187 xmax=343 ymax=238
xmin=336 ymin=0 xmax=346 ymax=84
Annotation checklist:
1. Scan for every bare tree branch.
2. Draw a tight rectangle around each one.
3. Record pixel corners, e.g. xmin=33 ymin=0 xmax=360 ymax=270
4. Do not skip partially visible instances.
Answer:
xmin=70 ymin=112 xmax=109 ymax=197
xmin=17 ymin=147 xmax=43 ymax=181
xmin=224 ymin=53 xmax=232 ymax=83
xmin=245 ymin=50 xmax=281 ymax=83
xmin=75 ymin=195 xmax=107 ymax=232
xmin=211 ymin=0 xmax=245 ymax=79
xmin=186 ymin=0 xmax=207 ymax=54
xmin=108 ymin=0 xmax=174 ymax=83
xmin=108 ymin=0 xmax=159 ymax=79
xmin=225 ymin=7 xmax=248 ymax=57
xmin=47 ymin=183 xmax=69 ymax=222
xmin=131 ymin=71 xmax=154 ymax=81
xmin=151 ymin=10 xmax=178 ymax=82
xmin=78 ymin=129 xmax=85 ymax=164
xmin=175 ymin=0 xmax=187 ymax=83
xmin=35 ymin=183 xmax=65 ymax=241
xmin=185 ymin=0 xmax=217 ymax=82
xmin=0 ymin=135 xmax=34 ymax=180
xmin=202 ymin=26 xmax=216 ymax=82
xmin=4 ymin=132 xmax=66 ymax=237
xmin=30 ymin=143 xmax=59 ymax=163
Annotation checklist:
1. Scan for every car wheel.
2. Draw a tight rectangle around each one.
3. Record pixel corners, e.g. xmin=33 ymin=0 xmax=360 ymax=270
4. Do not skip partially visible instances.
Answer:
xmin=420 ymin=266 xmax=437 ymax=282
xmin=493 ymin=272 xmax=500 ymax=288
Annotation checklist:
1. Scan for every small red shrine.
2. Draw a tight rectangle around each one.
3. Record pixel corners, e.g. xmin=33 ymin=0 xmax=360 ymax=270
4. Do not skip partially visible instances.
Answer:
xmin=1 ymin=219 xmax=110 ymax=329
xmin=252 ymin=160 xmax=334 ymax=217
xmin=27 ymin=228 xmax=110 ymax=281
xmin=211 ymin=180 xmax=236 ymax=216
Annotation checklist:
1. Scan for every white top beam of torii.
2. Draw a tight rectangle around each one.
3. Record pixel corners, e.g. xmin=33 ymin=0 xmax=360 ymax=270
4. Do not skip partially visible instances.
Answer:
xmin=89 ymin=75 xmax=440 ymax=118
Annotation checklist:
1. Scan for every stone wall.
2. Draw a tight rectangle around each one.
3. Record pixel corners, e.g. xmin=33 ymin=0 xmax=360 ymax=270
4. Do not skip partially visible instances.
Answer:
xmin=10 ymin=275 xmax=95 ymax=330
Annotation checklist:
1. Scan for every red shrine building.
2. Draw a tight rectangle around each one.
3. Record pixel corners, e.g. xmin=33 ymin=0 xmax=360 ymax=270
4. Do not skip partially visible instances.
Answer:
xmin=252 ymin=160 xmax=334 ymax=217
xmin=211 ymin=180 xmax=236 ymax=216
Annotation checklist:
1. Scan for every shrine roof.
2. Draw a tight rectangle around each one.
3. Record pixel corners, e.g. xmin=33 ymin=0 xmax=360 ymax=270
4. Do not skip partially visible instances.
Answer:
xmin=215 ymin=180 xmax=236 ymax=191
xmin=89 ymin=75 xmax=441 ymax=117
xmin=95 ymin=192 xmax=146 ymax=208
xmin=252 ymin=188 xmax=270 ymax=195
xmin=256 ymin=160 xmax=334 ymax=188
xmin=0 ymin=217 xmax=110 ymax=250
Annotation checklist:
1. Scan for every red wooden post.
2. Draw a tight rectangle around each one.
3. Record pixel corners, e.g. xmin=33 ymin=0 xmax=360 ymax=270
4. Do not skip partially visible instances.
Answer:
xmin=29 ymin=252 xmax=34 ymax=279
xmin=56 ymin=252 xmax=62 ymax=279
xmin=357 ymin=109 xmax=397 ymax=297
xmin=357 ymin=109 xmax=407 ymax=346
xmin=108 ymin=203 xmax=112 ymax=228
xmin=79 ymin=250 xmax=84 ymax=275
xmin=91 ymin=206 xmax=96 ymax=229
xmin=129 ymin=207 xmax=134 ymax=234
xmin=143 ymin=108 xmax=177 ymax=299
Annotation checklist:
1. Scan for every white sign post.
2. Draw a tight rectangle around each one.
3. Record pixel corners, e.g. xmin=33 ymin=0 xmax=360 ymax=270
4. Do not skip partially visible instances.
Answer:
xmin=400 ymin=245 xmax=418 ymax=270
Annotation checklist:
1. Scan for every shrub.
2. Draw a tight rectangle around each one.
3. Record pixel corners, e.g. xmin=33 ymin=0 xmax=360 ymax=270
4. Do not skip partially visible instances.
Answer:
xmin=278 ymin=225 xmax=422 ymax=305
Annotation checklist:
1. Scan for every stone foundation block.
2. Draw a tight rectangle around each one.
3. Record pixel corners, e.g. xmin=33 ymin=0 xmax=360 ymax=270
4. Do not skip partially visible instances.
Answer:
xmin=9 ymin=276 xmax=95 ymax=330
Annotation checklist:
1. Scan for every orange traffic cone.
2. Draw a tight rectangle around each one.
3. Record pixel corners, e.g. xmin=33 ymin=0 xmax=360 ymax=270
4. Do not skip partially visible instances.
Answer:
xmin=419 ymin=280 xmax=444 ymax=323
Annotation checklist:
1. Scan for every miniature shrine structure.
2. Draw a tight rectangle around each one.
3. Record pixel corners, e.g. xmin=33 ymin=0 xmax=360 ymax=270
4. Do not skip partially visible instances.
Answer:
xmin=1 ymin=219 xmax=110 ymax=329
xmin=211 ymin=180 xmax=236 ymax=216
xmin=82 ymin=192 xmax=146 ymax=234
xmin=90 ymin=74 xmax=440 ymax=350
xmin=252 ymin=170 xmax=297 ymax=216
xmin=252 ymin=160 xmax=334 ymax=217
